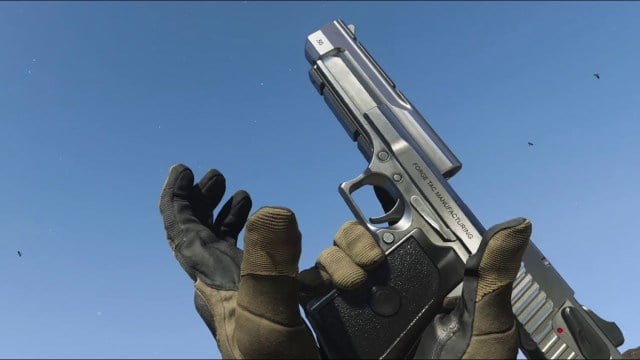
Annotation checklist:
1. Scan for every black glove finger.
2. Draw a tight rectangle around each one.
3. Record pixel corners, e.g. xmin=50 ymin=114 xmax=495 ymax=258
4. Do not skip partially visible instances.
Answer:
xmin=212 ymin=190 xmax=252 ymax=245
xmin=196 ymin=169 xmax=226 ymax=212
xmin=191 ymin=169 xmax=226 ymax=227
xmin=159 ymin=164 xmax=203 ymax=250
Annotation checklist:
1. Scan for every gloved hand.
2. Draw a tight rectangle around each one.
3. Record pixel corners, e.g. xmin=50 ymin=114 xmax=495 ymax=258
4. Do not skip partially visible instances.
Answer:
xmin=416 ymin=218 xmax=531 ymax=359
xmin=159 ymin=164 xmax=319 ymax=359
xmin=298 ymin=214 xmax=530 ymax=359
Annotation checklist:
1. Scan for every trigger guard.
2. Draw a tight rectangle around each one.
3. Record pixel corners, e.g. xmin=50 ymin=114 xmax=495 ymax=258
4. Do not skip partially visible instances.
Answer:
xmin=339 ymin=170 xmax=404 ymax=231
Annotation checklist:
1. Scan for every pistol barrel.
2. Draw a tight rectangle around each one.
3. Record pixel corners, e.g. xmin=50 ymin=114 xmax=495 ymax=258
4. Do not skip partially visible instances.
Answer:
xmin=305 ymin=20 xmax=462 ymax=179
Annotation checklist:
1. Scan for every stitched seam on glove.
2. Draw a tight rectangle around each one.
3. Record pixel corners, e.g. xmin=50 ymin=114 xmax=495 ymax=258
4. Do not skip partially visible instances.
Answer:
xmin=195 ymin=281 xmax=242 ymax=359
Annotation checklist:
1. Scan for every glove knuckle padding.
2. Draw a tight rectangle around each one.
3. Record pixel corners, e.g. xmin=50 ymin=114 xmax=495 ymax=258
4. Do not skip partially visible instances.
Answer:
xmin=334 ymin=221 xmax=384 ymax=268
xmin=317 ymin=246 xmax=366 ymax=290
xmin=241 ymin=207 xmax=301 ymax=277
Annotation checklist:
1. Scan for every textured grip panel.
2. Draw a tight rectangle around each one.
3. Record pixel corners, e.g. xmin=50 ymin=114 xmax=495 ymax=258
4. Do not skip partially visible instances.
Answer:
xmin=307 ymin=236 xmax=462 ymax=359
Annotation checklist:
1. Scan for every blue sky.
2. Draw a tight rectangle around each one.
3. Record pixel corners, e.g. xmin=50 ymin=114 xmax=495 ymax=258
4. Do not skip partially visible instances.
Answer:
xmin=1 ymin=2 xmax=638 ymax=358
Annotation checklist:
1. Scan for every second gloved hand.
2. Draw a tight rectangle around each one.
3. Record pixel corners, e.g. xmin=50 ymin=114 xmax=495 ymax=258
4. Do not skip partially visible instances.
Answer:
xmin=160 ymin=164 xmax=318 ymax=359
xmin=298 ymin=217 xmax=531 ymax=359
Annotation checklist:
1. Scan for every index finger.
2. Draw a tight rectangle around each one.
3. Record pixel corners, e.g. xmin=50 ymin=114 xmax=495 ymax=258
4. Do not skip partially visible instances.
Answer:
xmin=159 ymin=164 xmax=203 ymax=249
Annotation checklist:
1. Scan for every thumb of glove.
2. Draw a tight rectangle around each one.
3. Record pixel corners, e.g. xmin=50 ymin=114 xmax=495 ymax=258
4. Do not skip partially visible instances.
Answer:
xmin=235 ymin=207 xmax=319 ymax=359
xmin=415 ymin=217 xmax=531 ymax=359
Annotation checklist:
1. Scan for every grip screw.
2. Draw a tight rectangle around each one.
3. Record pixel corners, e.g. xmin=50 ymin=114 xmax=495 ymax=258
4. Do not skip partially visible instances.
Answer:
xmin=377 ymin=151 xmax=390 ymax=161
xmin=382 ymin=232 xmax=395 ymax=244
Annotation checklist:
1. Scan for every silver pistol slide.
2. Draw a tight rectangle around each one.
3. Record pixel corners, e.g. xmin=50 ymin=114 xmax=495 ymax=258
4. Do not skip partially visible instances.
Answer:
xmin=303 ymin=20 xmax=625 ymax=359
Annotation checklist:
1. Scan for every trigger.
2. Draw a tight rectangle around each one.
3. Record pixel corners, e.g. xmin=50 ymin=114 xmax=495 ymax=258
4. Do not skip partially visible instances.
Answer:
xmin=370 ymin=198 xmax=403 ymax=225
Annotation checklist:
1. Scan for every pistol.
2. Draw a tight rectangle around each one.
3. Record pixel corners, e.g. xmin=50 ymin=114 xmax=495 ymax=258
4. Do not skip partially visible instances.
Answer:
xmin=303 ymin=19 xmax=625 ymax=359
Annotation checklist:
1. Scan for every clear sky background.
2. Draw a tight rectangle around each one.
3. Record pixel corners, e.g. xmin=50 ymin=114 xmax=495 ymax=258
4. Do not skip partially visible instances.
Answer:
xmin=1 ymin=2 xmax=638 ymax=358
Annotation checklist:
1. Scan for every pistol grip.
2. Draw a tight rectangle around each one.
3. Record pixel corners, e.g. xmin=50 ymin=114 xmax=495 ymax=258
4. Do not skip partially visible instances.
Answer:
xmin=305 ymin=234 xmax=464 ymax=359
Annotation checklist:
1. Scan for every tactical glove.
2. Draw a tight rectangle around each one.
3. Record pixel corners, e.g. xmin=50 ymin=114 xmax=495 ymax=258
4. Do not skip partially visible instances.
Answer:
xmin=415 ymin=218 xmax=531 ymax=359
xmin=160 ymin=164 xmax=318 ymax=359
xmin=298 ymin=220 xmax=385 ymax=302
xmin=298 ymin=217 xmax=531 ymax=359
